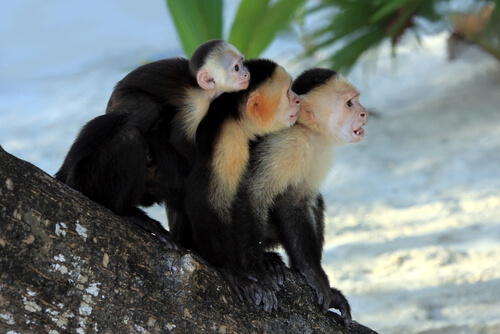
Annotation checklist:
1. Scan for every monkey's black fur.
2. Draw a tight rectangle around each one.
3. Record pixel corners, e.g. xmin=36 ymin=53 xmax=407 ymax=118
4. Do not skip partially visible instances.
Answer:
xmin=189 ymin=39 xmax=224 ymax=76
xmin=55 ymin=113 xmax=177 ymax=248
xmin=290 ymin=68 xmax=338 ymax=95
xmin=56 ymin=43 xmax=233 ymax=248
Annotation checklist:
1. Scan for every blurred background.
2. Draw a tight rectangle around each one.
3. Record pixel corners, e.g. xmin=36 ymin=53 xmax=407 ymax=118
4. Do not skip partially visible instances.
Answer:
xmin=1 ymin=1 xmax=499 ymax=333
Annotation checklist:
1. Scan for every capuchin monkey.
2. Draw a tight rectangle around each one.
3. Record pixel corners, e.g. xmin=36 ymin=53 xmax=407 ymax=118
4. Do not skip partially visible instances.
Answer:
xmin=106 ymin=39 xmax=249 ymax=146
xmin=183 ymin=59 xmax=301 ymax=312
xmin=233 ymin=68 xmax=368 ymax=323
xmin=56 ymin=40 xmax=249 ymax=248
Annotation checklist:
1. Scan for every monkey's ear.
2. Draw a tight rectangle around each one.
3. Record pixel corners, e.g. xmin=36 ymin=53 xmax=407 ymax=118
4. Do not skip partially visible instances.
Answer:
xmin=246 ymin=92 xmax=262 ymax=116
xmin=197 ymin=70 xmax=215 ymax=90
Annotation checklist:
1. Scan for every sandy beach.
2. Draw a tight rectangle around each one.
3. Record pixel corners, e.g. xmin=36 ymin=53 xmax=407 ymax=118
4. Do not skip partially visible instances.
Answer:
xmin=321 ymin=37 xmax=500 ymax=333
xmin=1 ymin=1 xmax=500 ymax=333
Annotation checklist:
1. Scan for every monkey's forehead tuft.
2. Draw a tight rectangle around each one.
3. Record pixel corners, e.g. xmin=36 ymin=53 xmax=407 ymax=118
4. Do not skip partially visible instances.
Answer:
xmin=292 ymin=68 xmax=338 ymax=95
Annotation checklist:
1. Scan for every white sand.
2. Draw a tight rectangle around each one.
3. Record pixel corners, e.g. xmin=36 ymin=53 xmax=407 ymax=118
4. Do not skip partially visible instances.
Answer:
xmin=318 ymin=36 xmax=500 ymax=333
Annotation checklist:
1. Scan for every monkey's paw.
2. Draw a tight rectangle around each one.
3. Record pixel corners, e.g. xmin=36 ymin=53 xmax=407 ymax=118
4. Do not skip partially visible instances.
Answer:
xmin=328 ymin=287 xmax=352 ymax=326
xmin=220 ymin=268 xmax=278 ymax=313
xmin=262 ymin=252 xmax=288 ymax=290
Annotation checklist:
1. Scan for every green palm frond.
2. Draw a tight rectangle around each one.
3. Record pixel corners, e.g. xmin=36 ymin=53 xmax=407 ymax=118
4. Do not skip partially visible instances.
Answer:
xmin=166 ymin=0 xmax=223 ymax=56
xmin=306 ymin=0 xmax=445 ymax=73
xmin=228 ymin=0 xmax=306 ymax=59
xmin=165 ymin=0 xmax=304 ymax=59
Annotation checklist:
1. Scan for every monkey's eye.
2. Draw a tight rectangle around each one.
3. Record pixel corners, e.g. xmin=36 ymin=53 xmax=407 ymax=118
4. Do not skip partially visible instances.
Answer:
xmin=346 ymin=100 xmax=353 ymax=108
xmin=234 ymin=64 xmax=240 ymax=72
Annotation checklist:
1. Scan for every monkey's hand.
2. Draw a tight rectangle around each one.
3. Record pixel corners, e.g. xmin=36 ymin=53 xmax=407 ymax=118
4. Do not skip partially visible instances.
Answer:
xmin=220 ymin=268 xmax=278 ymax=313
xmin=329 ymin=287 xmax=352 ymax=326
xmin=261 ymin=252 xmax=288 ymax=290
xmin=301 ymin=268 xmax=352 ymax=325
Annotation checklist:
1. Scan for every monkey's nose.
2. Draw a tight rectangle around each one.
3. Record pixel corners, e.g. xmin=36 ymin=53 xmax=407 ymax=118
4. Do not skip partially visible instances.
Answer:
xmin=295 ymin=98 xmax=301 ymax=104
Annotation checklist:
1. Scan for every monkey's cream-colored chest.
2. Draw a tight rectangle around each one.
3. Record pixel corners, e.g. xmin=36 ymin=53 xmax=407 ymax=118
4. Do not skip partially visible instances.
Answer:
xmin=252 ymin=127 xmax=335 ymax=201
xmin=292 ymin=137 xmax=334 ymax=195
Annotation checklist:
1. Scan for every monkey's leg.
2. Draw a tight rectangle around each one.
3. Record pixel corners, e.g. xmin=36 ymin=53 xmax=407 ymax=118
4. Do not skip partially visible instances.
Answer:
xmin=184 ymin=176 xmax=278 ymax=312
xmin=76 ymin=121 xmax=177 ymax=249
xmin=232 ymin=191 xmax=286 ymax=291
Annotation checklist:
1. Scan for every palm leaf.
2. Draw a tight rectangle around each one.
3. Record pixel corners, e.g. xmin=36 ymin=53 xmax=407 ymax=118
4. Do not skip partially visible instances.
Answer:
xmin=166 ymin=0 xmax=223 ymax=56
xmin=229 ymin=0 xmax=306 ymax=59
xmin=324 ymin=29 xmax=386 ymax=73
xmin=228 ymin=0 xmax=269 ymax=56
xmin=370 ymin=0 xmax=418 ymax=22
xmin=305 ymin=0 xmax=446 ymax=73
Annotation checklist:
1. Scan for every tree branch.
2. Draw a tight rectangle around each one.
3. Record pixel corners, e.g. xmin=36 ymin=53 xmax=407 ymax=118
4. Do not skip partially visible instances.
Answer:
xmin=0 ymin=146 xmax=377 ymax=333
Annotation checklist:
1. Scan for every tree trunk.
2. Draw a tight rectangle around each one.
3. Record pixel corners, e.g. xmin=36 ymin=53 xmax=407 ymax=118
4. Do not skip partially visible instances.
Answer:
xmin=0 ymin=146 xmax=377 ymax=334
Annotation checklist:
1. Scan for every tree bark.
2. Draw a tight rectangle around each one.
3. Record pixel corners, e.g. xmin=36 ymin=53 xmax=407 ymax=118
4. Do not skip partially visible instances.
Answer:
xmin=0 ymin=146 xmax=377 ymax=334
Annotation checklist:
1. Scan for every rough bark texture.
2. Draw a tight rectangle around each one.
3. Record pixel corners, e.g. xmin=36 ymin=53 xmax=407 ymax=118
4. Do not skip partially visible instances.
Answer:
xmin=0 ymin=146 xmax=377 ymax=334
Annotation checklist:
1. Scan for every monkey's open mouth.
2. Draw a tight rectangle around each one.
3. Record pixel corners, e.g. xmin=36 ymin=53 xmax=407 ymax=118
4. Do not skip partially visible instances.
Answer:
xmin=353 ymin=128 xmax=364 ymax=136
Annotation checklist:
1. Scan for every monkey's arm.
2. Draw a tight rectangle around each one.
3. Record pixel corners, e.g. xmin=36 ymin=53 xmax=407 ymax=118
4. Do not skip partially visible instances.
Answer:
xmin=232 ymin=187 xmax=287 ymax=291
xmin=271 ymin=193 xmax=352 ymax=324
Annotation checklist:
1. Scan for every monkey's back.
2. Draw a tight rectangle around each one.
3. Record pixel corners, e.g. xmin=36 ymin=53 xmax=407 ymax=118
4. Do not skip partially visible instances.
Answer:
xmin=105 ymin=58 xmax=198 ymax=115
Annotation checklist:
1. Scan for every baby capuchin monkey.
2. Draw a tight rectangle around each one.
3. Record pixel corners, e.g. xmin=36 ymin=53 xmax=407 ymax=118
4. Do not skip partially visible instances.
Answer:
xmin=182 ymin=59 xmax=301 ymax=312
xmin=106 ymin=39 xmax=250 ymax=146
xmin=233 ymin=68 xmax=368 ymax=323
xmin=56 ymin=40 xmax=249 ymax=248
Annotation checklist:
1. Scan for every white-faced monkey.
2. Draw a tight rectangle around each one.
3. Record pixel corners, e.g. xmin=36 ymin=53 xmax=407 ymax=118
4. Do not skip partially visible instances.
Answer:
xmin=182 ymin=59 xmax=301 ymax=312
xmin=233 ymin=68 xmax=368 ymax=323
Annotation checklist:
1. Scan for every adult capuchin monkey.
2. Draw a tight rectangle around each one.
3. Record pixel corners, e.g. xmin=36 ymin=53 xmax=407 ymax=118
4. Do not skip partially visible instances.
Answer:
xmin=183 ymin=59 xmax=301 ymax=312
xmin=56 ymin=40 xmax=249 ymax=248
xmin=232 ymin=68 xmax=368 ymax=324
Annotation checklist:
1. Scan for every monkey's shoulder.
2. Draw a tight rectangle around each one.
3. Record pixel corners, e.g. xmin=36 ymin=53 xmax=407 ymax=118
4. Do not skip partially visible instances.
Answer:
xmin=196 ymin=92 xmax=243 ymax=140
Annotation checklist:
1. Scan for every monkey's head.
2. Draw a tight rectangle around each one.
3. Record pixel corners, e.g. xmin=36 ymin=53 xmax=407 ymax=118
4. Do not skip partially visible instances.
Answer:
xmin=190 ymin=40 xmax=250 ymax=93
xmin=242 ymin=59 xmax=301 ymax=134
xmin=292 ymin=68 xmax=367 ymax=144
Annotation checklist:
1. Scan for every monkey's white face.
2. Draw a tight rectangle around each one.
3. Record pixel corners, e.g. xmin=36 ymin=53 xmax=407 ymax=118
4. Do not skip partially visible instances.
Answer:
xmin=328 ymin=92 xmax=367 ymax=144
xmin=212 ymin=50 xmax=250 ymax=92
xmin=229 ymin=54 xmax=251 ymax=90
xmin=197 ymin=46 xmax=250 ymax=95
xmin=299 ymin=78 xmax=367 ymax=144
